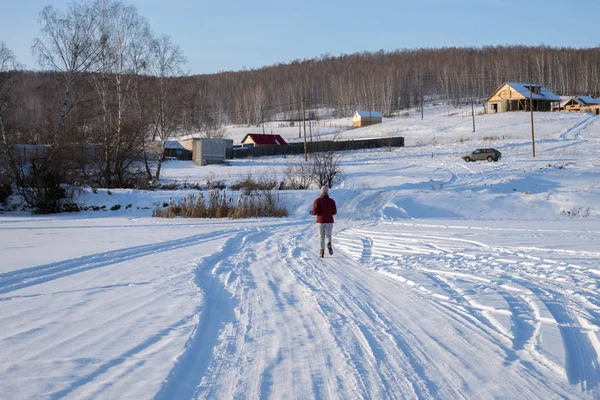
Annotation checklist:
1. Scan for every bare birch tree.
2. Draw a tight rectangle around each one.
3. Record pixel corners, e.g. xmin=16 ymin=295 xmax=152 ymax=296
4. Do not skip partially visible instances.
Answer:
xmin=147 ymin=34 xmax=186 ymax=184
xmin=33 ymin=1 xmax=101 ymax=142
xmin=91 ymin=0 xmax=152 ymax=187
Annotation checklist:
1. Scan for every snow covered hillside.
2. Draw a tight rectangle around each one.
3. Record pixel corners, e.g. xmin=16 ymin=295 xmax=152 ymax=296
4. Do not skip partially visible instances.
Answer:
xmin=1 ymin=106 xmax=599 ymax=399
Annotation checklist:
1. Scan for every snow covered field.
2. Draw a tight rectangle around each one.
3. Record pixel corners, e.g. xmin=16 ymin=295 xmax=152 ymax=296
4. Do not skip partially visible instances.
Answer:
xmin=1 ymin=106 xmax=600 ymax=399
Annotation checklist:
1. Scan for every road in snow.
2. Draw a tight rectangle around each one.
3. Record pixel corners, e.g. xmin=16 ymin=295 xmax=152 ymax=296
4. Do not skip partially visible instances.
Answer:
xmin=1 ymin=215 xmax=598 ymax=399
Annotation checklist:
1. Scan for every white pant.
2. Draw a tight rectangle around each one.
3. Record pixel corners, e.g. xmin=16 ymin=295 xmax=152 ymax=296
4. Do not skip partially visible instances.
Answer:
xmin=317 ymin=223 xmax=333 ymax=249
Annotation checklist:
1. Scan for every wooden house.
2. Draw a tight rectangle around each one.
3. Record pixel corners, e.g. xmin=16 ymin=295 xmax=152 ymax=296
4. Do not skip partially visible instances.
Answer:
xmin=241 ymin=133 xmax=287 ymax=147
xmin=563 ymin=96 xmax=600 ymax=115
xmin=486 ymin=82 xmax=560 ymax=113
xmin=352 ymin=111 xmax=383 ymax=127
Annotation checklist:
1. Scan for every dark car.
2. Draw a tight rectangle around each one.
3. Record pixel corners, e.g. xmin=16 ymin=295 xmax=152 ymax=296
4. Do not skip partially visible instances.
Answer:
xmin=461 ymin=148 xmax=501 ymax=162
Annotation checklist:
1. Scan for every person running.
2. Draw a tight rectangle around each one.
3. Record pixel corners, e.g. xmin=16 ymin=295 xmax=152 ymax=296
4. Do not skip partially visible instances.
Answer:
xmin=309 ymin=185 xmax=337 ymax=258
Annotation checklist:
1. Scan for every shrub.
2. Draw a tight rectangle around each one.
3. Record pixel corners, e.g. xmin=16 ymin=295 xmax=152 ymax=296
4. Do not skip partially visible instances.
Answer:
xmin=183 ymin=182 xmax=203 ymax=190
xmin=27 ymin=172 xmax=67 ymax=214
xmin=62 ymin=203 xmax=81 ymax=212
xmin=207 ymin=180 xmax=226 ymax=190
xmin=281 ymin=161 xmax=312 ymax=190
xmin=310 ymin=150 xmax=343 ymax=189
xmin=228 ymin=190 xmax=287 ymax=218
xmin=110 ymin=204 xmax=121 ymax=211
xmin=0 ymin=182 xmax=11 ymax=205
xmin=159 ymin=182 xmax=180 ymax=190
xmin=230 ymin=173 xmax=278 ymax=194
xmin=153 ymin=190 xmax=287 ymax=219
xmin=134 ymin=178 xmax=154 ymax=190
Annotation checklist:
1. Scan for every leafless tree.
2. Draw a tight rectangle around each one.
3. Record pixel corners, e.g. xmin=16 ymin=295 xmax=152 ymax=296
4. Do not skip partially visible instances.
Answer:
xmin=0 ymin=42 xmax=21 ymax=148
xmin=311 ymin=144 xmax=343 ymax=189
xmin=90 ymin=0 xmax=152 ymax=187
xmin=0 ymin=42 xmax=23 ymax=197
xmin=33 ymin=1 xmax=102 ymax=142
xmin=147 ymin=34 xmax=186 ymax=185
xmin=282 ymin=160 xmax=312 ymax=190
xmin=17 ymin=1 xmax=103 ymax=212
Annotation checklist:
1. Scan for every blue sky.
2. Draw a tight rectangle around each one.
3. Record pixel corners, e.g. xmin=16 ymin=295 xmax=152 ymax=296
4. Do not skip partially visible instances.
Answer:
xmin=1 ymin=0 xmax=598 ymax=75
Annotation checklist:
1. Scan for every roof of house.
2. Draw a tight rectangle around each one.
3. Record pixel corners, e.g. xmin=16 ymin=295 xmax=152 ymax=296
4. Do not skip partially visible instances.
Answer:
xmin=241 ymin=133 xmax=288 ymax=146
xmin=164 ymin=140 xmax=186 ymax=150
xmin=571 ymin=95 xmax=600 ymax=106
xmin=488 ymin=82 xmax=560 ymax=102
xmin=354 ymin=110 xmax=383 ymax=118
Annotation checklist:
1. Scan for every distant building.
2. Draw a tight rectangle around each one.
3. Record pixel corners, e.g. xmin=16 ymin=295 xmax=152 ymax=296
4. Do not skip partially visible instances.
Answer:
xmin=352 ymin=110 xmax=383 ymax=127
xmin=486 ymin=82 xmax=560 ymax=113
xmin=163 ymin=140 xmax=192 ymax=160
xmin=241 ymin=133 xmax=288 ymax=147
xmin=563 ymin=96 xmax=600 ymax=114
xmin=192 ymin=138 xmax=233 ymax=166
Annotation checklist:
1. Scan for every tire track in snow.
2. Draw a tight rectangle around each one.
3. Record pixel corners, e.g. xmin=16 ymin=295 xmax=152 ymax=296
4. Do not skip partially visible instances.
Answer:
xmin=421 ymin=272 xmax=513 ymax=345
xmin=497 ymin=291 xmax=538 ymax=354
xmin=285 ymin=253 xmax=428 ymax=398
xmin=0 ymin=229 xmax=239 ymax=295
xmin=285 ymin=225 xmax=480 ymax=399
xmin=528 ymin=287 xmax=600 ymax=394
xmin=558 ymin=114 xmax=597 ymax=140
xmin=337 ymin=224 xmax=598 ymax=397
xmin=155 ymin=229 xmax=253 ymax=400
xmin=158 ymin=221 xmax=360 ymax=399
xmin=48 ymin=315 xmax=196 ymax=400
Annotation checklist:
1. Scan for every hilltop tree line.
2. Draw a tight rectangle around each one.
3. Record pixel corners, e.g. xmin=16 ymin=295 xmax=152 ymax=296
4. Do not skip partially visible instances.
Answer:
xmin=1 ymin=0 xmax=600 ymax=212
xmin=175 ymin=45 xmax=600 ymax=125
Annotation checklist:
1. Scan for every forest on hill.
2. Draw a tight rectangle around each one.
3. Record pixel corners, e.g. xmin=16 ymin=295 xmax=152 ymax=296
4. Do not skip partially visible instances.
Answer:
xmin=7 ymin=45 xmax=600 ymax=134
xmin=178 ymin=45 xmax=600 ymax=125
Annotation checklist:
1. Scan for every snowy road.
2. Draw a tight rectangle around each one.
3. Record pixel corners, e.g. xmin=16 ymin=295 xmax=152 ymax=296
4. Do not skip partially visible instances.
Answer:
xmin=174 ymin=219 xmax=599 ymax=399
xmin=2 ymin=215 xmax=597 ymax=399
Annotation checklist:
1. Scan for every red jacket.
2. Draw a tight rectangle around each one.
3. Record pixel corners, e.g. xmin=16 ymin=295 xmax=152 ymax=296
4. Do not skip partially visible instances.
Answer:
xmin=310 ymin=195 xmax=337 ymax=223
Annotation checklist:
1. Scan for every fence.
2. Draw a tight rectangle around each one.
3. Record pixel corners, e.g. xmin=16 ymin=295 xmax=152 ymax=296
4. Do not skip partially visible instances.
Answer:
xmin=227 ymin=136 xmax=404 ymax=159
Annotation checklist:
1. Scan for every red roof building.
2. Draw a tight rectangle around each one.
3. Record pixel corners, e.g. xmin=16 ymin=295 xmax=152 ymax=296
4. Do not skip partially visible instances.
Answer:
xmin=241 ymin=133 xmax=288 ymax=147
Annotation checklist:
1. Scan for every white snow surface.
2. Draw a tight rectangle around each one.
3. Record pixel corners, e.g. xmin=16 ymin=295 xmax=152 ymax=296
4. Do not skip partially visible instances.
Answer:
xmin=1 ymin=105 xmax=600 ymax=399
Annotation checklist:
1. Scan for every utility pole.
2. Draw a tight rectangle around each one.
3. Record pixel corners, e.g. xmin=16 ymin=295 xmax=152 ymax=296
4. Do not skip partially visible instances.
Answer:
xmin=420 ymin=78 xmax=424 ymax=120
xmin=302 ymin=97 xmax=307 ymax=161
xmin=298 ymin=97 xmax=302 ymax=139
xmin=261 ymin=107 xmax=265 ymax=134
xmin=530 ymin=86 xmax=536 ymax=157
xmin=471 ymin=97 xmax=475 ymax=132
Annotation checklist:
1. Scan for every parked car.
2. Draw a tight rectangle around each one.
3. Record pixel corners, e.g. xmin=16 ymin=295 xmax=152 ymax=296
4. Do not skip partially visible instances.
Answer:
xmin=461 ymin=148 xmax=501 ymax=162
